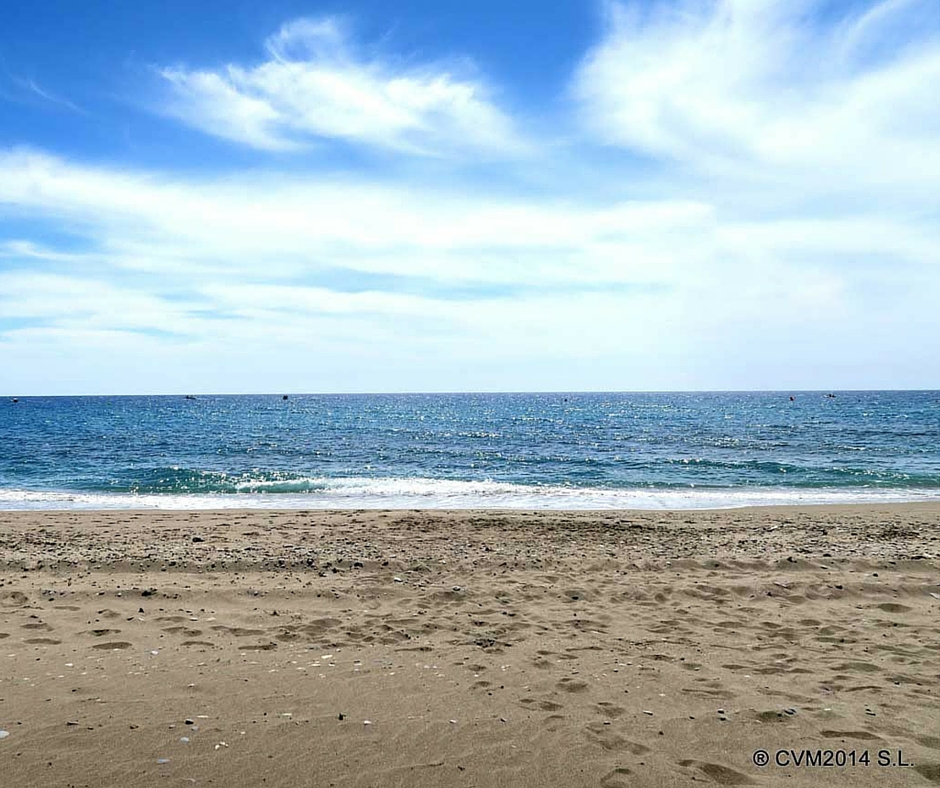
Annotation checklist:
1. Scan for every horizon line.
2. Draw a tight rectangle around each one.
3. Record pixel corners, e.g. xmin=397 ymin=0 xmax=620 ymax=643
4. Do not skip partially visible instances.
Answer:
xmin=5 ymin=388 xmax=939 ymax=399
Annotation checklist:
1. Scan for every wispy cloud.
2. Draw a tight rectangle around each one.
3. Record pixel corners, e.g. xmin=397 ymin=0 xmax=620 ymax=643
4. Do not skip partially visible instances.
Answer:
xmin=5 ymin=76 xmax=83 ymax=113
xmin=156 ymin=17 xmax=523 ymax=156
xmin=17 ymin=77 xmax=83 ymax=113
xmin=573 ymin=0 xmax=940 ymax=198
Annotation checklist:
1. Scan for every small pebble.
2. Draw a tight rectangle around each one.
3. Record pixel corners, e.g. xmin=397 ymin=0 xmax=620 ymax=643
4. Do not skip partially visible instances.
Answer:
xmin=157 ymin=758 xmax=170 ymax=764
xmin=180 ymin=737 xmax=189 ymax=743
xmin=643 ymin=710 xmax=654 ymax=715
xmin=0 ymin=730 xmax=9 ymax=740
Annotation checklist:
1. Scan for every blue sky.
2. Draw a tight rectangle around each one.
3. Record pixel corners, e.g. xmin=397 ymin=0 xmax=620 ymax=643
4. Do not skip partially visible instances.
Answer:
xmin=1 ymin=0 xmax=938 ymax=394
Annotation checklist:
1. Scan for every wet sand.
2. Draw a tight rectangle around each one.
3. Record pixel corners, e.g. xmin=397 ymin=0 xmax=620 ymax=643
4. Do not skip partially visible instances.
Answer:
xmin=1 ymin=504 xmax=938 ymax=787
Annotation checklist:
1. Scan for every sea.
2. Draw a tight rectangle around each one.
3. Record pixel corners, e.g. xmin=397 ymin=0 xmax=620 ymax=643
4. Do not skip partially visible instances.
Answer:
xmin=1 ymin=392 xmax=938 ymax=510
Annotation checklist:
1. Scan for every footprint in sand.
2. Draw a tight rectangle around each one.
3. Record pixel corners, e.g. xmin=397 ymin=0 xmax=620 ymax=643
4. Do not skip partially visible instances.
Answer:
xmin=584 ymin=723 xmax=651 ymax=754
xmin=92 ymin=641 xmax=133 ymax=650
xmin=557 ymin=677 xmax=589 ymax=693
xmin=240 ymin=642 xmax=278 ymax=651
xmin=520 ymin=698 xmax=564 ymax=712
xmin=820 ymin=730 xmax=881 ymax=740
xmin=594 ymin=702 xmax=625 ymax=718
xmin=599 ymin=767 xmax=633 ymax=788
xmin=162 ymin=626 xmax=202 ymax=637
xmin=877 ymin=603 xmax=912 ymax=614
xmin=0 ymin=633 xmax=9 ymax=639
xmin=24 ymin=637 xmax=61 ymax=645
xmin=1 ymin=591 xmax=29 ymax=605
xmin=833 ymin=661 xmax=881 ymax=673
xmin=913 ymin=764 xmax=940 ymax=784
xmin=564 ymin=588 xmax=593 ymax=601
xmin=301 ymin=618 xmax=341 ymax=636
xmin=211 ymin=626 xmax=266 ymax=637
xmin=755 ymin=710 xmax=793 ymax=723
xmin=82 ymin=629 xmax=121 ymax=637
xmin=181 ymin=640 xmax=217 ymax=648
xmin=677 ymin=760 xmax=756 ymax=785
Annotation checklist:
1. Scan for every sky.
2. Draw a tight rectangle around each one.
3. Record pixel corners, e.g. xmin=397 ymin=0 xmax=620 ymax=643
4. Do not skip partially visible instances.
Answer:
xmin=0 ymin=0 xmax=938 ymax=394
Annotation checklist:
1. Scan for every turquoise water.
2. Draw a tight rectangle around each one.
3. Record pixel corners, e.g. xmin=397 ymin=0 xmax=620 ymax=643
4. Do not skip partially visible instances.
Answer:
xmin=1 ymin=392 xmax=938 ymax=509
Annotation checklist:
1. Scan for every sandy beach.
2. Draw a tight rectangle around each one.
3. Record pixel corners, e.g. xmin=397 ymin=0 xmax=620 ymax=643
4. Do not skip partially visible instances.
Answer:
xmin=1 ymin=504 xmax=938 ymax=787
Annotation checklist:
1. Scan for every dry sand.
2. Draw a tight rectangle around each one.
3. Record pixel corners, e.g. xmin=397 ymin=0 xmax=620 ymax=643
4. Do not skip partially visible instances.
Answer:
xmin=0 ymin=504 xmax=938 ymax=787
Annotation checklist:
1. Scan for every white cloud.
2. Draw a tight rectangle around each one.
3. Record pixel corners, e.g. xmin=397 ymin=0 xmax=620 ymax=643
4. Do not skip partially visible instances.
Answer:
xmin=1 ymin=144 xmax=937 ymax=392
xmin=574 ymin=0 xmax=940 ymax=198
xmin=157 ymin=17 xmax=522 ymax=156
xmin=1 ymin=2 xmax=939 ymax=392
xmin=0 ymin=148 xmax=712 ymax=287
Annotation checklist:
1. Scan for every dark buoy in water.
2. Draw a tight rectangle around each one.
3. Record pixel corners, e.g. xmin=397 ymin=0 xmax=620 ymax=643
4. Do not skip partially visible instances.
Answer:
xmin=184 ymin=395 xmax=196 ymax=400
xmin=11 ymin=398 xmax=18 ymax=403
xmin=282 ymin=395 xmax=289 ymax=400
xmin=789 ymin=396 xmax=795 ymax=402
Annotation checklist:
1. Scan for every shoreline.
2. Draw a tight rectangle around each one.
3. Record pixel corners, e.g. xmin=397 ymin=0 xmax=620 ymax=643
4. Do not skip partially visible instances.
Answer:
xmin=1 ymin=498 xmax=939 ymax=515
xmin=3 ymin=492 xmax=940 ymax=514
xmin=1 ymin=505 xmax=938 ymax=786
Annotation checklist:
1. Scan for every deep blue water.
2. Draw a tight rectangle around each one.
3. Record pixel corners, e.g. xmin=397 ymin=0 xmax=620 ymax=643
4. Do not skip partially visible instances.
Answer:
xmin=1 ymin=392 xmax=938 ymax=509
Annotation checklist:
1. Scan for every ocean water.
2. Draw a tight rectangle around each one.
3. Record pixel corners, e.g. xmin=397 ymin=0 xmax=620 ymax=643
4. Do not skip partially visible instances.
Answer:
xmin=1 ymin=392 xmax=938 ymax=510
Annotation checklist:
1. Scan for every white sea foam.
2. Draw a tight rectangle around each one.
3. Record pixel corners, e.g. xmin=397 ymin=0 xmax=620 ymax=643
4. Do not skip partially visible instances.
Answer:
xmin=1 ymin=480 xmax=938 ymax=511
